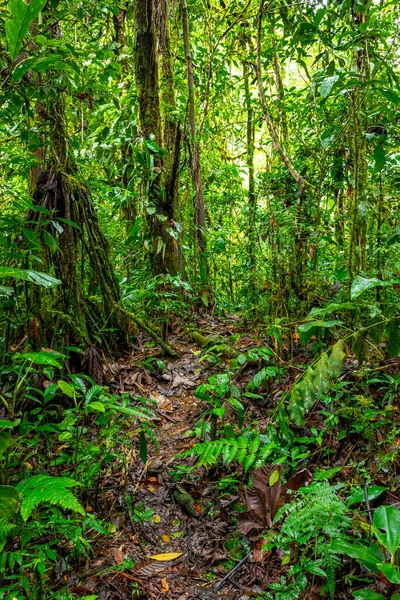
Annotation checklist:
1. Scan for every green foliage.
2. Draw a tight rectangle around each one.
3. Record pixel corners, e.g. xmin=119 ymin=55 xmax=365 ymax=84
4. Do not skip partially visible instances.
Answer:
xmin=288 ymin=340 xmax=346 ymax=426
xmin=265 ymin=482 xmax=353 ymax=599
xmin=5 ymin=0 xmax=47 ymax=61
xmin=0 ymin=266 xmax=60 ymax=288
xmin=332 ymin=504 xmax=400 ymax=585
xmin=16 ymin=475 xmax=85 ymax=522
xmin=180 ymin=430 xmax=273 ymax=471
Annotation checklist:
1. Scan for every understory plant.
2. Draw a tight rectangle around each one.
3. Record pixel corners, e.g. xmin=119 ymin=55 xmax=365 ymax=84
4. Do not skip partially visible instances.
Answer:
xmin=332 ymin=504 xmax=400 ymax=598
xmin=262 ymin=481 xmax=352 ymax=599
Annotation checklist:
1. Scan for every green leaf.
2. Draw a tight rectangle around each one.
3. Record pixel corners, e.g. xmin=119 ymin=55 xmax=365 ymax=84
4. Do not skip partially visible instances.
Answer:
xmin=347 ymin=486 xmax=386 ymax=506
xmin=386 ymin=317 xmax=400 ymax=358
xmin=331 ymin=539 xmax=383 ymax=574
xmin=13 ymin=351 xmax=63 ymax=368
xmin=351 ymin=276 xmax=382 ymax=299
xmin=298 ymin=319 xmax=342 ymax=345
xmin=378 ymin=562 xmax=400 ymax=584
xmin=227 ymin=397 xmax=244 ymax=428
xmin=269 ymin=469 xmax=280 ymax=486
xmin=289 ymin=340 xmax=345 ymax=425
xmin=43 ymin=231 xmax=59 ymax=254
xmin=352 ymin=591 xmax=385 ymax=600
xmin=0 ymin=431 xmax=11 ymax=455
xmin=373 ymin=505 xmax=400 ymax=558
xmin=16 ymin=475 xmax=84 ymax=521
xmin=237 ymin=353 xmax=247 ymax=365
xmin=320 ymin=75 xmax=339 ymax=98
xmin=0 ymin=285 xmax=13 ymax=297
xmin=87 ymin=401 xmax=105 ymax=413
xmin=373 ymin=145 xmax=386 ymax=172
xmin=57 ymin=380 xmax=75 ymax=398
xmin=139 ymin=430 xmax=147 ymax=463
xmin=0 ymin=266 xmax=60 ymax=288
xmin=0 ymin=486 xmax=20 ymax=523
xmin=5 ymin=0 xmax=47 ymax=61
xmin=379 ymin=89 xmax=400 ymax=105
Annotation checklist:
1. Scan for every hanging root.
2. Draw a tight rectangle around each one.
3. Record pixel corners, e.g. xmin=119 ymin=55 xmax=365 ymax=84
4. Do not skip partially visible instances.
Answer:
xmin=112 ymin=302 xmax=179 ymax=358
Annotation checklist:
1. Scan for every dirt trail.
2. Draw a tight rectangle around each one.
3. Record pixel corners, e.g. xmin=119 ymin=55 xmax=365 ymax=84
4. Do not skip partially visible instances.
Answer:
xmin=79 ymin=320 xmax=267 ymax=600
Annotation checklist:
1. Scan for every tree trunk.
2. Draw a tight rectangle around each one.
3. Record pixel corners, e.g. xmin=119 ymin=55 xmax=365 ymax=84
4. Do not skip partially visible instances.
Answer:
xmin=157 ymin=0 xmax=185 ymax=276
xmin=180 ymin=0 xmax=208 ymax=286
xmin=133 ymin=0 xmax=182 ymax=276
xmin=26 ymin=95 xmax=127 ymax=357
xmin=243 ymin=60 xmax=257 ymax=299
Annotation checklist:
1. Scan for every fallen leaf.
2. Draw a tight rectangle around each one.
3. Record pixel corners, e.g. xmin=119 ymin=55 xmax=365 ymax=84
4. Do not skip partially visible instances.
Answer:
xmin=112 ymin=547 xmax=125 ymax=564
xmin=160 ymin=578 xmax=169 ymax=593
xmin=162 ymin=534 xmax=170 ymax=543
xmin=171 ymin=531 xmax=184 ymax=537
xmin=149 ymin=552 xmax=182 ymax=561
xmin=253 ymin=539 xmax=268 ymax=563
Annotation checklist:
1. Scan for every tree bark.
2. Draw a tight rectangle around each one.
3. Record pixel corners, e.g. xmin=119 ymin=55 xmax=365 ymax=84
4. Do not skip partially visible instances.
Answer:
xmin=180 ymin=0 xmax=208 ymax=286
xmin=243 ymin=60 xmax=257 ymax=299
xmin=133 ymin=0 xmax=182 ymax=276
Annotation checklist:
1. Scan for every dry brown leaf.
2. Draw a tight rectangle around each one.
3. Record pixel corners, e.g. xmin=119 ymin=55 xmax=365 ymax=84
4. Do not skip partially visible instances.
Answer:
xmin=112 ymin=547 xmax=125 ymax=564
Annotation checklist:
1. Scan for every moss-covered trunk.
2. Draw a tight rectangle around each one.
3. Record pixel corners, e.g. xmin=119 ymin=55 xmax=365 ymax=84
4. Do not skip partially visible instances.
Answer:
xmin=133 ymin=0 xmax=182 ymax=276
xmin=26 ymin=92 xmax=127 ymax=357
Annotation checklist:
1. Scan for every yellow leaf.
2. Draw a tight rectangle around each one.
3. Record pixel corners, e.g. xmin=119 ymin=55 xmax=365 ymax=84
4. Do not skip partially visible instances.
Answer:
xmin=269 ymin=469 xmax=280 ymax=487
xmin=149 ymin=552 xmax=182 ymax=561
xmin=162 ymin=534 xmax=170 ymax=543
xmin=152 ymin=514 xmax=161 ymax=524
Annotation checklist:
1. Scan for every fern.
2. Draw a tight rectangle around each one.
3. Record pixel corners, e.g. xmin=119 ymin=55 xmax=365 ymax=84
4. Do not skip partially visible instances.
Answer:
xmin=16 ymin=475 xmax=85 ymax=521
xmin=179 ymin=430 xmax=277 ymax=471
xmin=270 ymin=482 xmax=353 ymax=600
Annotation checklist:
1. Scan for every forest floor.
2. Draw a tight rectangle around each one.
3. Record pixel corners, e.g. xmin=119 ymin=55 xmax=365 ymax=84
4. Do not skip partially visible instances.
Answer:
xmin=30 ymin=315 xmax=400 ymax=599
xmin=68 ymin=315 xmax=293 ymax=600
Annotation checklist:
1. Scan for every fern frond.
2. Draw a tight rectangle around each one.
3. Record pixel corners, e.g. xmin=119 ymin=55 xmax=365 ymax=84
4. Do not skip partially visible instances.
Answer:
xmin=16 ymin=475 xmax=85 ymax=521
xmin=179 ymin=430 xmax=276 ymax=470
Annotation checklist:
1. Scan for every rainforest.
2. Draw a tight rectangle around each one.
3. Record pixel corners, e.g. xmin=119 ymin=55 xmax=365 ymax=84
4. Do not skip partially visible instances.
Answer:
xmin=1 ymin=0 xmax=400 ymax=599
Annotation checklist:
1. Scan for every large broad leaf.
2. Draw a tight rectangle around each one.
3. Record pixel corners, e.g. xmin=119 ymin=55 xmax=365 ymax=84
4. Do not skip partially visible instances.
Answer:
xmin=320 ymin=75 xmax=339 ymax=98
xmin=386 ymin=317 xmax=400 ymax=358
xmin=298 ymin=319 xmax=342 ymax=346
xmin=331 ymin=539 xmax=383 ymax=574
xmin=352 ymin=591 xmax=384 ymax=600
xmin=0 ymin=267 xmax=60 ymax=288
xmin=378 ymin=563 xmax=400 ymax=584
xmin=13 ymin=351 xmax=63 ymax=368
xmin=350 ymin=275 xmax=400 ymax=299
xmin=5 ymin=0 xmax=47 ymax=61
xmin=351 ymin=276 xmax=382 ymax=299
xmin=288 ymin=340 xmax=346 ymax=426
xmin=347 ymin=485 xmax=386 ymax=507
xmin=373 ymin=505 xmax=400 ymax=558
xmin=0 ymin=486 xmax=20 ymax=523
